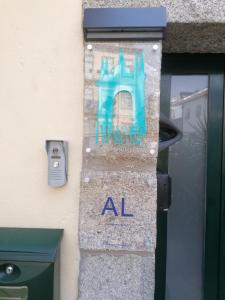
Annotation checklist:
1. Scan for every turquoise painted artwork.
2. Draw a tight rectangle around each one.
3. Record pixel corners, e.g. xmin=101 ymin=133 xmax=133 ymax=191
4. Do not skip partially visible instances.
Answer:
xmin=96 ymin=48 xmax=146 ymax=145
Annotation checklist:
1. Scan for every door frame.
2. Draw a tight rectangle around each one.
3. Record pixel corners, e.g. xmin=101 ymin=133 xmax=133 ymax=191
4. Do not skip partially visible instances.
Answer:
xmin=155 ymin=54 xmax=225 ymax=300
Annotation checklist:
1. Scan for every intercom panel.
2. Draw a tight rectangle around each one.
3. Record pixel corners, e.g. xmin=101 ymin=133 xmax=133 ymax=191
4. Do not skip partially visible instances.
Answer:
xmin=46 ymin=140 xmax=68 ymax=188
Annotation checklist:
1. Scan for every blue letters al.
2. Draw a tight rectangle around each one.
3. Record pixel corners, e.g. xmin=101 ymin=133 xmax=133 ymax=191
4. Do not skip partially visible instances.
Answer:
xmin=101 ymin=197 xmax=118 ymax=216
xmin=121 ymin=197 xmax=134 ymax=217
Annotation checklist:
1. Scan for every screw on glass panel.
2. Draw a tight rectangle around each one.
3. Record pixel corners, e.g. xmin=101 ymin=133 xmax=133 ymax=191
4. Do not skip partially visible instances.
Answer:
xmin=86 ymin=147 xmax=91 ymax=153
xmin=150 ymin=149 xmax=156 ymax=155
xmin=87 ymin=44 xmax=93 ymax=50
xmin=84 ymin=177 xmax=90 ymax=183
xmin=152 ymin=44 xmax=159 ymax=51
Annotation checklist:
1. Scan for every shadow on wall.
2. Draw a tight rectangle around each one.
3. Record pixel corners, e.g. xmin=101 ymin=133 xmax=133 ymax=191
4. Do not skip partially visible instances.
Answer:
xmin=163 ymin=23 xmax=225 ymax=53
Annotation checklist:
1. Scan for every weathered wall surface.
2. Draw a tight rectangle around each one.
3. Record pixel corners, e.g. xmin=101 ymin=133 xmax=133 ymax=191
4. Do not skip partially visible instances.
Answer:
xmin=84 ymin=0 xmax=225 ymax=53
xmin=84 ymin=0 xmax=225 ymax=22
xmin=0 ymin=1 xmax=83 ymax=299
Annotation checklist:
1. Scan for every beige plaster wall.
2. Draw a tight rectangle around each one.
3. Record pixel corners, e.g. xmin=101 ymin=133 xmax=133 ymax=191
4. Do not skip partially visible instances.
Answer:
xmin=0 ymin=0 xmax=83 ymax=299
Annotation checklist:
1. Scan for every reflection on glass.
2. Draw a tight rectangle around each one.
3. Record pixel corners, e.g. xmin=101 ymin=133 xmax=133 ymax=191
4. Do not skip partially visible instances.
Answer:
xmin=166 ymin=75 xmax=208 ymax=300
xmin=113 ymin=91 xmax=133 ymax=134
xmin=83 ymin=43 xmax=154 ymax=152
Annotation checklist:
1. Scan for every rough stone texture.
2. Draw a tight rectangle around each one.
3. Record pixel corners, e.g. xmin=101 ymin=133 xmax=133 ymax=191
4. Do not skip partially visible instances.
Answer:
xmin=83 ymin=42 xmax=161 ymax=166
xmin=80 ymin=40 xmax=161 ymax=299
xmin=80 ymin=169 xmax=157 ymax=252
xmin=84 ymin=0 xmax=225 ymax=23
xmin=84 ymin=1 xmax=225 ymax=53
xmin=83 ymin=0 xmax=150 ymax=9
xmin=78 ymin=252 xmax=155 ymax=300
xmin=164 ymin=23 xmax=225 ymax=53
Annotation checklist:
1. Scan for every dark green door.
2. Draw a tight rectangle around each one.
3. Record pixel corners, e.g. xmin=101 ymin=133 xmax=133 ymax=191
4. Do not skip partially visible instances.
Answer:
xmin=155 ymin=55 xmax=225 ymax=300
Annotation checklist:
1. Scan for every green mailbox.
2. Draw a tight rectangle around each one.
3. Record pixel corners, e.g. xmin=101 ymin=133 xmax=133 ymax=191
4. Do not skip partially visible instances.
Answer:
xmin=0 ymin=228 xmax=63 ymax=300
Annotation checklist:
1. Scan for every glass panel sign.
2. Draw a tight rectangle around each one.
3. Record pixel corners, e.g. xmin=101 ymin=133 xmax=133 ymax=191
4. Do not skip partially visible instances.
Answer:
xmin=84 ymin=42 xmax=160 ymax=164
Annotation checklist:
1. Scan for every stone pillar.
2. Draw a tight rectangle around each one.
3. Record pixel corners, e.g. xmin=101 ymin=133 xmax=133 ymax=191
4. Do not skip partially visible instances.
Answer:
xmin=78 ymin=40 xmax=162 ymax=300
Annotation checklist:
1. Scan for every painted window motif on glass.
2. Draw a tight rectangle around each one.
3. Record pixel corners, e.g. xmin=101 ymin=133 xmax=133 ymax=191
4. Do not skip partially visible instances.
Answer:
xmin=95 ymin=49 xmax=146 ymax=145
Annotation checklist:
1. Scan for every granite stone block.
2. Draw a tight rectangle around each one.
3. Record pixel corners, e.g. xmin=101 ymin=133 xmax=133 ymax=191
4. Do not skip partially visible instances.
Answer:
xmin=79 ymin=169 xmax=157 ymax=252
xmin=83 ymin=0 xmax=150 ymax=9
xmin=84 ymin=0 xmax=225 ymax=24
xmin=78 ymin=252 xmax=155 ymax=300
xmin=83 ymin=1 xmax=225 ymax=53
xmin=163 ymin=23 xmax=225 ymax=53
xmin=80 ymin=17 xmax=162 ymax=299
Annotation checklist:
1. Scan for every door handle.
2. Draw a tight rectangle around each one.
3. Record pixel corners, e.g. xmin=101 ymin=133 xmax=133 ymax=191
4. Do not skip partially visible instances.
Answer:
xmin=159 ymin=113 xmax=182 ymax=152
